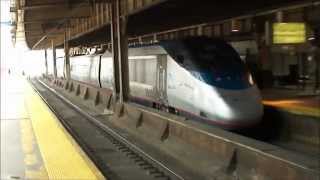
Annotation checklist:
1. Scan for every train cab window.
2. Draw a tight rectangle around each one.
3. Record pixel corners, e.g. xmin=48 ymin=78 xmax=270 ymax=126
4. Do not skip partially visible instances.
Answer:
xmin=182 ymin=38 xmax=247 ymax=74
xmin=180 ymin=37 xmax=252 ymax=89
xmin=176 ymin=55 xmax=185 ymax=64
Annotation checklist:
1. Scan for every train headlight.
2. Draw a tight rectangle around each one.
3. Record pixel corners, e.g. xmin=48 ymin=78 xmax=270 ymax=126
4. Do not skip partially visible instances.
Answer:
xmin=248 ymin=74 xmax=254 ymax=85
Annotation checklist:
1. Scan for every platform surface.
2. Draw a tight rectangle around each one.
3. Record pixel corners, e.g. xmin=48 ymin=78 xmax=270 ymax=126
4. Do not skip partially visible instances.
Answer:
xmin=1 ymin=74 xmax=104 ymax=180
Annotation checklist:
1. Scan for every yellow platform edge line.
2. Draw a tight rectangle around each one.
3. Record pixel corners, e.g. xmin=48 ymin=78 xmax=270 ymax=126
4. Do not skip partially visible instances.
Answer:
xmin=263 ymin=101 xmax=320 ymax=118
xmin=24 ymin=80 xmax=105 ymax=180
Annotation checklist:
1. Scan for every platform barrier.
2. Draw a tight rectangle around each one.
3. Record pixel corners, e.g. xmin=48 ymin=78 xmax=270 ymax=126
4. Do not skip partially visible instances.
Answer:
xmin=263 ymin=105 xmax=319 ymax=151
xmin=44 ymin=76 xmax=319 ymax=180
xmin=112 ymin=103 xmax=318 ymax=180
xmin=50 ymin=78 xmax=114 ymax=114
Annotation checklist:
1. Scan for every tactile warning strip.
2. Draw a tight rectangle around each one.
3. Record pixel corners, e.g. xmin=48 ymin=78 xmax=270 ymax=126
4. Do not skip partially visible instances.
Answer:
xmin=24 ymin=80 xmax=105 ymax=180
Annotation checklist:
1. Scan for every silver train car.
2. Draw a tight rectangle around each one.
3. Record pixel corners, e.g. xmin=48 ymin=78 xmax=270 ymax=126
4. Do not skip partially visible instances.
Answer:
xmin=69 ymin=37 xmax=263 ymax=129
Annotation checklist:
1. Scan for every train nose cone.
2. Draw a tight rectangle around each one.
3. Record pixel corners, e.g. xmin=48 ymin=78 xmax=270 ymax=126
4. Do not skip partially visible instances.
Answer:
xmin=214 ymin=93 xmax=263 ymax=129
xmin=228 ymin=98 xmax=263 ymax=122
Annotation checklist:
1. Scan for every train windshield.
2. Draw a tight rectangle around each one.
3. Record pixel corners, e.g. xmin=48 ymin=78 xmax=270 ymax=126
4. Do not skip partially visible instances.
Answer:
xmin=183 ymin=38 xmax=252 ymax=89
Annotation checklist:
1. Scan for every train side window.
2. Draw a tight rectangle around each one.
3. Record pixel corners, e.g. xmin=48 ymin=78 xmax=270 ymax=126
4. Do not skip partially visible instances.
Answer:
xmin=129 ymin=56 xmax=157 ymax=86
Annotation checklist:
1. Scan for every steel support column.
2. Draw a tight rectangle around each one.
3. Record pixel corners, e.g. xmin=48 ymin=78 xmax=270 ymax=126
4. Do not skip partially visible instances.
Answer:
xmin=110 ymin=2 xmax=120 ymax=101
xmin=111 ymin=0 xmax=129 ymax=103
xmin=52 ymin=40 xmax=57 ymax=78
xmin=64 ymin=30 xmax=71 ymax=79
xmin=315 ymin=48 xmax=320 ymax=91
xmin=44 ymin=49 xmax=48 ymax=75
xmin=117 ymin=0 xmax=129 ymax=103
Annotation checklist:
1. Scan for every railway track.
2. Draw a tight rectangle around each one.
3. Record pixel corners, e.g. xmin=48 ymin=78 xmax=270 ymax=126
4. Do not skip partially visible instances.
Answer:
xmin=31 ymin=78 xmax=319 ymax=180
xmin=30 ymin=79 xmax=184 ymax=180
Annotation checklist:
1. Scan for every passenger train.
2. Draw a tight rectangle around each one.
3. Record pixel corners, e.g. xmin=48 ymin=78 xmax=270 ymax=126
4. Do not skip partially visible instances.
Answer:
xmin=68 ymin=37 xmax=263 ymax=129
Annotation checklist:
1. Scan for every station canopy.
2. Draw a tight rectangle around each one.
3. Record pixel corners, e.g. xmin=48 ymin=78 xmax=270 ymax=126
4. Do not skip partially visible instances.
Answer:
xmin=11 ymin=0 xmax=316 ymax=50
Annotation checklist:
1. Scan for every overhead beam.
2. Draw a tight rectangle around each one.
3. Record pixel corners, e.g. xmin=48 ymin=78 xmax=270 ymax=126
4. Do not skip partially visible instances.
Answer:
xmin=21 ymin=1 xmax=90 ymax=10
xmin=22 ymin=17 xmax=90 ymax=24
xmin=21 ymin=34 xmax=62 ymax=39
xmin=26 ymin=32 xmax=64 ymax=36
xmin=31 ymin=35 xmax=48 ymax=49
xmin=22 ymin=0 xmax=95 ymax=50
xmin=15 ymin=30 xmax=43 ymax=33
xmin=22 ymin=4 xmax=68 ymax=11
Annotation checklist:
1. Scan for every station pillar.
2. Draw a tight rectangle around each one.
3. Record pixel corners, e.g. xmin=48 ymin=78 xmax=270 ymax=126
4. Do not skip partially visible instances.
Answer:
xmin=111 ymin=0 xmax=129 ymax=103
xmin=312 ymin=26 xmax=320 ymax=91
xmin=64 ymin=30 xmax=71 ymax=79
xmin=110 ymin=2 xmax=120 ymax=102
xmin=44 ymin=49 xmax=48 ymax=76
xmin=52 ymin=40 xmax=57 ymax=78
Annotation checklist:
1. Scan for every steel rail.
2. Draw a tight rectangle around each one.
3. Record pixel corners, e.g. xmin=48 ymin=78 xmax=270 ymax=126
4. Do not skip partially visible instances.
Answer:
xmin=36 ymin=79 xmax=185 ymax=180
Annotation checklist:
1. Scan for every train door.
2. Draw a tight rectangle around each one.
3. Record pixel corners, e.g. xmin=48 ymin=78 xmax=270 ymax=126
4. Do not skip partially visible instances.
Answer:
xmin=156 ymin=54 xmax=168 ymax=105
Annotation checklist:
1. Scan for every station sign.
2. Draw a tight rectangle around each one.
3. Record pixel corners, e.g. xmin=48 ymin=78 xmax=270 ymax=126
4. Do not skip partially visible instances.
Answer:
xmin=273 ymin=23 xmax=306 ymax=44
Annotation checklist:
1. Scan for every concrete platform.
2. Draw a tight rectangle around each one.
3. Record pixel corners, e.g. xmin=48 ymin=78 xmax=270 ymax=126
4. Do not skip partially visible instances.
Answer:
xmin=260 ymin=88 xmax=319 ymax=155
xmin=0 ymin=74 xmax=104 ymax=180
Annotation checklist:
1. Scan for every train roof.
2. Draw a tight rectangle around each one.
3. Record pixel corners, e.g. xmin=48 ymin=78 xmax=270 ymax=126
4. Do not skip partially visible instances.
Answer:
xmin=129 ymin=36 xmax=228 ymax=48
xmin=99 ymin=36 xmax=237 ymax=58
